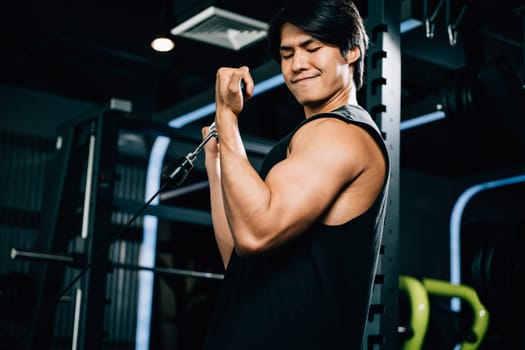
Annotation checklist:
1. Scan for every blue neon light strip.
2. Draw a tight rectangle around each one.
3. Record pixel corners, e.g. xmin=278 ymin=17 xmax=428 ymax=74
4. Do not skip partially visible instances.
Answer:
xmin=400 ymin=111 xmax=445 ymax=130
xmin=135 ymin=136 xmax=170 ymax=349
xmin=400 ymin=18 xmax=423 ymax=34
xmin=449 ymin=174 xmax=525 ymax=312
xmin=168 ymin=103 xmax=216 ymax=128
xmin=251 ymin=74 xmax=285 ymax=95
xmin=167 ymin=74 xmax=286 ymax=129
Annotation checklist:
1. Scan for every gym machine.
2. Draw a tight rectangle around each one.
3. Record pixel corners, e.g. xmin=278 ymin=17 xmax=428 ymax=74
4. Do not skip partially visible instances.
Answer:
xmin=10 ymin=99 xmax=222 ymax=350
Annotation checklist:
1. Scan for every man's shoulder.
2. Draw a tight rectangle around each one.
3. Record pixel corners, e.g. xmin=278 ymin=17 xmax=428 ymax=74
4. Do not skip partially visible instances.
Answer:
xmin=291 ymin=117 xmax=371 ymax=152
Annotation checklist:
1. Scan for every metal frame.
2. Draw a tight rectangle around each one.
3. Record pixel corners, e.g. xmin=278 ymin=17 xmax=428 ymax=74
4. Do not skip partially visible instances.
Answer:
xmin=21 ymin=99 xmax=264 ymax=349
xmin=363 ymin=0 xmax=401 ymax=349
xmin=25 ymin=100 xmax=203 ymax=350
xmin=29 ymin=104 xmax=130 ymax=350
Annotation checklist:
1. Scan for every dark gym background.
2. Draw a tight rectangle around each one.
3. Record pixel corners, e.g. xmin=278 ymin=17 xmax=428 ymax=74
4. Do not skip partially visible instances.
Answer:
xmin=1 ymin=0 xmax=524 ymax=349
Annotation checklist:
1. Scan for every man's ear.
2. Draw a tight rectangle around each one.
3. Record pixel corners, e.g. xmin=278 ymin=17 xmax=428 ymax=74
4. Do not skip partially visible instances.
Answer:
xmin=345 ymin=46 xmax=360 ymax=65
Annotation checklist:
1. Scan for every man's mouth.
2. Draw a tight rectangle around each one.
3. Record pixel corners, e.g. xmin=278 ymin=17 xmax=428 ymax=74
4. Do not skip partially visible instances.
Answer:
xmin=291 ymin=75 xmax=319 ymax=84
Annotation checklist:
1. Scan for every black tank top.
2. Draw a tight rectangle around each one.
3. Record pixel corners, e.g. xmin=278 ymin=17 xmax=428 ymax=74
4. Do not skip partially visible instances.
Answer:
xmin=202 ymin=105 xmax=390 ymax=350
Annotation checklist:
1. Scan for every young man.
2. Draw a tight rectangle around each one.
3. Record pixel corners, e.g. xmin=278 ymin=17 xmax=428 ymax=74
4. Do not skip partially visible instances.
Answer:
xmin=201 ymin=0 xmax=390 ymax=348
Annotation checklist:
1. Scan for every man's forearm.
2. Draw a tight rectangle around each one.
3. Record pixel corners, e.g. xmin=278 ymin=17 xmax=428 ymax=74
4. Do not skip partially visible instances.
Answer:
xmin=217 ymin=118 xmax=273 ymax=254
xmin=206 ymin=161 xmax=234 ymax=268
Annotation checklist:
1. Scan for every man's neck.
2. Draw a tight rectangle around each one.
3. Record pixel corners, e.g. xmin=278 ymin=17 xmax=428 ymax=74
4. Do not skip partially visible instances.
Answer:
xmin=303 ymin=91 xmax=358 ymax=118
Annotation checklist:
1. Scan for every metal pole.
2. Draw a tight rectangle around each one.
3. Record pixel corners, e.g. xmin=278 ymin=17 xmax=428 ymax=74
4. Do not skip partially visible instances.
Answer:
xmin=11 ymin=248 xmax=224 ymax=280
xmin=364 ymin=0 xmax=401 ymax=349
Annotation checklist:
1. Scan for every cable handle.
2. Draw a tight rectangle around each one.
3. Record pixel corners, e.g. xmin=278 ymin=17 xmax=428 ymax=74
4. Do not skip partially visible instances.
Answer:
xmin=163 ymin=122 xmax=218 ymax=187
xmin=189 ymin=122 xmax=217 ymax=160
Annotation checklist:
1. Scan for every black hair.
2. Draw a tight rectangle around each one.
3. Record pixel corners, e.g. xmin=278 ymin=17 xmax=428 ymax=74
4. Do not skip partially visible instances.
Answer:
xmin=268 ymin=0 xmax=369 ymax=90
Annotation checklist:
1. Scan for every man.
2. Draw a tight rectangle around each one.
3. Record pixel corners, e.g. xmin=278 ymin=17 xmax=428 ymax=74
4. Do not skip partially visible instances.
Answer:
xmin=201 ymin=0 xmax=390 ymax=348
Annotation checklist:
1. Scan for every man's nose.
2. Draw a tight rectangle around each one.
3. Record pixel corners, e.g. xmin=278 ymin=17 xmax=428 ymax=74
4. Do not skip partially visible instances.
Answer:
xmin=291 ymin=51 xmax=309 ymax=71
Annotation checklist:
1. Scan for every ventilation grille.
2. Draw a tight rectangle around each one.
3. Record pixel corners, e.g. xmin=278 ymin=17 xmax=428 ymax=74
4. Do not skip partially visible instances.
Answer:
xmin=170 ymin=6 xmax=269 ymax=51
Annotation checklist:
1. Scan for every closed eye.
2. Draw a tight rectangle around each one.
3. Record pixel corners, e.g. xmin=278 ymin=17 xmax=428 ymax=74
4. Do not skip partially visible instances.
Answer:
xmin=281 ymin=47 xmax=321 ymax=60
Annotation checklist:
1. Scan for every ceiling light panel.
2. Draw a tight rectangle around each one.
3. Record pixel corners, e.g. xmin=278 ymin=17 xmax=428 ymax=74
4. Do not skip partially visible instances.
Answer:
xmin=170 ymin=6 xmax=269 ymax=51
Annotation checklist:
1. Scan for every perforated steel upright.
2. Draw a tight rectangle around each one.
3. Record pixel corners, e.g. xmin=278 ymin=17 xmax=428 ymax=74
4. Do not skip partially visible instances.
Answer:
xmin=362 ymin=0 xmax=401 ymax=349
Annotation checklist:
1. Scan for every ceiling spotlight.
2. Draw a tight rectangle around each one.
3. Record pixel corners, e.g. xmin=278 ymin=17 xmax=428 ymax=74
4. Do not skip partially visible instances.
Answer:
xmin=151 ymin=37 xmax=175 ymax=52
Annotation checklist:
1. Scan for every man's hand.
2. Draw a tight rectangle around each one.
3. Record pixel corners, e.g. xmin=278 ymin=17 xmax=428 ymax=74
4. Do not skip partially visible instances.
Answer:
xmin=202 ymin=125 xmax=220 ymax=172
xmin=215 ymin=66 xmax=254 ymax=118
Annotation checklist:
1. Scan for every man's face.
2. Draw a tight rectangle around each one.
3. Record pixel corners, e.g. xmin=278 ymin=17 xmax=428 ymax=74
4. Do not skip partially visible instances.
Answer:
xmin=278 ymin=23 xmax=355 ymax=109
